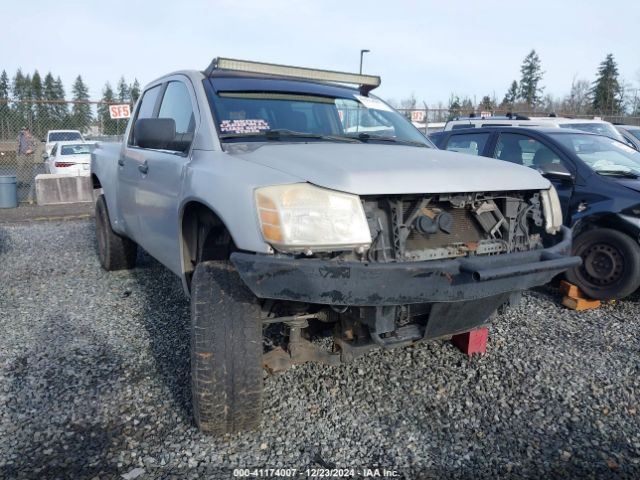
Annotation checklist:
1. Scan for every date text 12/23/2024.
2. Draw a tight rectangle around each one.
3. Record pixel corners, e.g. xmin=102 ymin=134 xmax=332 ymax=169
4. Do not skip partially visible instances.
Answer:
xmin=232 ymin=468 xmax=400 ymax=478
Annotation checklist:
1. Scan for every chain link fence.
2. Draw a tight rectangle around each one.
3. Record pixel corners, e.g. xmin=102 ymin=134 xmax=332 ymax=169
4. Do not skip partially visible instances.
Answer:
xmin=2 ymin=99 xmax=640 ymax=203
xmin=0 ymin=99 xmax=129 ymax=203
xmin=396 ymin=108 xmax=640 ymax=135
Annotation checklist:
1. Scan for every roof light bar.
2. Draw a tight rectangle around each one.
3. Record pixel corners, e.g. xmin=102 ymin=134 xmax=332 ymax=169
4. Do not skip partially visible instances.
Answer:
xmin=205 ymin=57 xmax=381 ymax=95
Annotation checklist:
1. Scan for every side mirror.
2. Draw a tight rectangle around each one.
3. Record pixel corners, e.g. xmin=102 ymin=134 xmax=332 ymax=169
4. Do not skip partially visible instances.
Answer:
xmin=538 ymin=163 xmax=573 ymax=182
xmin=135 ymin=118 xmax=176 ymax=150
xmin=42 ymin=153 xmax=49 ymax=160
xmin=134 ymin=118 xmax=190 ymax=152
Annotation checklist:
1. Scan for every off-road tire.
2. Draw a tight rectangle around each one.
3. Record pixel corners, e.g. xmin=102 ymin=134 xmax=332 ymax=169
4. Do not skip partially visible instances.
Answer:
xmin=566 ymin=228 xmax=640 ymax=300
xmin=95 ymin=195 xmax=137 ymax=271
xmin=190 ymin=260 xmax=263 ymax=434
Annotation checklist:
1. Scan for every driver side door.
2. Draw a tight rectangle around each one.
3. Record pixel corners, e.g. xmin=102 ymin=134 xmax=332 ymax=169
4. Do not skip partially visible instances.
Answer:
xmin=117 ymin=83 xmax=164 ymax=244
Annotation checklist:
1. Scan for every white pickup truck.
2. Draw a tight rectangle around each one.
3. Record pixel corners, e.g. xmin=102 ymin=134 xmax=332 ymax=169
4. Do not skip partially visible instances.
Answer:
xmin=91 ymin=58 xmax=580 ymax=435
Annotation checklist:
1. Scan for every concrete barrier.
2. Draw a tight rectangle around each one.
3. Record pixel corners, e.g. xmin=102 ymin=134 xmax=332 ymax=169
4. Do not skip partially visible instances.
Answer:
xmin=35 ymin=174 xmax=92 ymax=205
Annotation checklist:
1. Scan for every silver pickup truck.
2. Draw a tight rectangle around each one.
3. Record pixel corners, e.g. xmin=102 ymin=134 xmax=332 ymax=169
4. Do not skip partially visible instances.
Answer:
xmin=91 ymin=58 xmax=580 ymax=435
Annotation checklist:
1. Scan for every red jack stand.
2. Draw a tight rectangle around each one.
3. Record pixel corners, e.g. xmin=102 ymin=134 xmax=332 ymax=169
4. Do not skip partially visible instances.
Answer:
xmin=451 ymin=327 xmax=488 ymax=356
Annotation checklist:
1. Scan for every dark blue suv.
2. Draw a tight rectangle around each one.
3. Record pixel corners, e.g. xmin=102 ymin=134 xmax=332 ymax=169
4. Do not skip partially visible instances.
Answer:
xmin=430 ymin=127 xmax=640 ymax=300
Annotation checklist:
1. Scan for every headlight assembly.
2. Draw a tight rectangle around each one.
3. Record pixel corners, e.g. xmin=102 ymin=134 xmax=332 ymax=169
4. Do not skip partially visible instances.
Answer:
xmin=255 ymin=183 xmax=371 ymax=253
xmin=540 ymin=185 xmax=563 ymax=234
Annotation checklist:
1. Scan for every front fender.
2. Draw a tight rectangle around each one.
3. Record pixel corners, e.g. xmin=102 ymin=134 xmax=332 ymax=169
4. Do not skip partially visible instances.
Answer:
xmin=177 ymin=149 xmax=303 ymax=294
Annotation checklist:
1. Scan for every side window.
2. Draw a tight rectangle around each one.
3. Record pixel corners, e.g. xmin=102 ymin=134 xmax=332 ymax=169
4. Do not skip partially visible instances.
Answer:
xmin=494 ymin=133 xmax=564 ymax=168
xmin=129 ymin=85 xmax=162 ymax=146
xmin=136 ymin=85 xmax=162 ymax=120
xmin=451 ymin=124 xmax=474 ymax=130
xmin=158 ymin=82 xmax=196 ymax=136
xmin=445 ymin=132 xmax=490 ymax=156
xmin=51 ymin=144 xmax=57 ymax=156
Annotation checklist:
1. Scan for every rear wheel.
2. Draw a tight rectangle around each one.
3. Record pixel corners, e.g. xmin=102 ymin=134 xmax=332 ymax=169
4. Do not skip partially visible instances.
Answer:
xmin=566 ymin=228 xmax=640 ymax=300
xmin=95 ymin=195 xmax=137 ymax=271
xmin=190 ymin=260 xmax=263 ymax=434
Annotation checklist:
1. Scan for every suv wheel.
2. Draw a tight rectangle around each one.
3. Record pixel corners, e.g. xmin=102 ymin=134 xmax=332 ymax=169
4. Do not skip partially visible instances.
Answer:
xmin=95 ymin=195 xmax=137 ymax=271
xmin=566 ymin=228 xmax=640 ymax=300
xmin=190 ymin=260 xmax=263 ymax=434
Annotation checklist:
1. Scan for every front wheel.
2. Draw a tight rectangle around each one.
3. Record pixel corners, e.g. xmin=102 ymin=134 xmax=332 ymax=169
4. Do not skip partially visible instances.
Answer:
xmin=190 ymin=260 xmax=263 ymax=434
xmin=566 ymin=228 xmax=640 ymax=300
xmin=95 ymin=195 xmax=137 ymax=271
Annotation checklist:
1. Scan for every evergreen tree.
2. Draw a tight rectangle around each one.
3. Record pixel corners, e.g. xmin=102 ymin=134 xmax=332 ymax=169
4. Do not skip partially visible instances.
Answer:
xmin=31 ymin=71 xmax=47 ymax=137
xmin=117 ymin=76 xmax=130 ymax=103
xmin=98 ymin=82 xmax=117 ymax=135
xmin=501 ymin=80 xmax=519 ymax=108
xmin=42 ymin=72 xmax=57 ymax=128
xmin=518 ymin=50 xmax=544 ymax=108
xmin=590 ymin=54 xmax=623 ymax=115
xmin=478 ymin=95 xmax=496 ymax=113
xmin=0 ymin=70 xmax=11 ymax=137
xmin=0 ymin=71 xmax=9 ymax=97
xmin=12 ymin=69 xmax=32 ymax=129
xmin=130 ymin=79 xmax=141 ymax=105
xmin=52 ymin=76 xmax=69 ymax=127
xmin=71 ymin=75 xmax=92 ymax=132
xmin=11 ymin=69 xmax=26 ymax=100
xmin=447 ymin=94 xmax=462 ymax=120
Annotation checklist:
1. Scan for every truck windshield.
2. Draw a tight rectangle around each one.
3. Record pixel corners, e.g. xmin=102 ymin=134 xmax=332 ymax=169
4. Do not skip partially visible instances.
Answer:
xmin=210 ymin=91 xmax=431 ymax=147
xmin=551 ymin=133 xmax=640 ymax=177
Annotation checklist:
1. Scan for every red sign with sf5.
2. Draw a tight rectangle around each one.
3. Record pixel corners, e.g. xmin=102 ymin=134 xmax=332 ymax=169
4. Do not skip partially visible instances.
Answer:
xmin=109 ymin=104 xmax=131 ymax=119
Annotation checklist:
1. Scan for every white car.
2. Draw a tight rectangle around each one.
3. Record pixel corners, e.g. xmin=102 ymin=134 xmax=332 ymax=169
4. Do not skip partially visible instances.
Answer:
xmin=45 ymin=141 xmax=94 ymax=176
xmin=44 ymin=130 xmax=84 ymax=156
xmin=444 ymin=115 xmax=626 ymax=142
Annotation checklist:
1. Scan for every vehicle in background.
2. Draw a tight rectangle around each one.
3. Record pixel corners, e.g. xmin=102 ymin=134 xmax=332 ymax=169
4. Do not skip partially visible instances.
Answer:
xmin=411 ymin=121 xmax=446 ymax=135
xmin=44 ymin=141 xmax=94 ymax=175
xmin=444 ymin=115 xmax=627 ymax=143
xmin=615 ymin=124 xmax=640 ymax=151
xmin=44 ymin=130 xmax=85 ymax=156
xmin=91 ymin=57 xmax=578 ymax=435
xmin=430 ymin=126 xmax=640 ymax=300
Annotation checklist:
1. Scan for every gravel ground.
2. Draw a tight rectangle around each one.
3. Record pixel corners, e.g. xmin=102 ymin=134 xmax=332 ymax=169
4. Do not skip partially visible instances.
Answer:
xmin=1 ymin=219 xmax=639 ymax=480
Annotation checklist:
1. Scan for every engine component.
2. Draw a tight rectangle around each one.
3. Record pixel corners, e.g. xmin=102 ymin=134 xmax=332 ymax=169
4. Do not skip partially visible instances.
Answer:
xmin=415 ymin=210 xmax=453 ymax=235
xmin=359 ymin=191 xmax=544 ymax=263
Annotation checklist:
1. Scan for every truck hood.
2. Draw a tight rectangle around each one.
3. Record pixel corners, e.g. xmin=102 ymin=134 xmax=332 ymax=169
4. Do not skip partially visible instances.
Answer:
xmin=227 ymin=143 xmax=550 ymax=195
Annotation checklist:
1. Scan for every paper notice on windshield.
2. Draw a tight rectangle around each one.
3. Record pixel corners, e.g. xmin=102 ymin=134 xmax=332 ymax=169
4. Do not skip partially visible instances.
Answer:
xmin=355 ymin=95 xmax=393 ymax=112
xmin=220 ymin=119 xmax=270 ymax=134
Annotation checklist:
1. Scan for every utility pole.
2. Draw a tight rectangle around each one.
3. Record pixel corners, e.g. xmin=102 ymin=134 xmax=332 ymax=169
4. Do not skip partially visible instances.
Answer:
xmin=359 ymin=49 xmax=370 ymax=74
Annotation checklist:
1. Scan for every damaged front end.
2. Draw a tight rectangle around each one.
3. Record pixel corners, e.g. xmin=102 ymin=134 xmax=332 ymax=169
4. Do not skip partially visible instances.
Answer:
xmin=232 ymin=190 xmax=580 ymax=371
xmin=362 ymin=190 xmax=546 ymax=262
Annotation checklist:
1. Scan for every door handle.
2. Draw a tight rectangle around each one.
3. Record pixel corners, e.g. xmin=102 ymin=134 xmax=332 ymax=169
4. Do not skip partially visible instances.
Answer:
xmin=138 ymin=160 xmax=149 ymax=174
xmin=118 ymin=158 xmax=125 ymax=167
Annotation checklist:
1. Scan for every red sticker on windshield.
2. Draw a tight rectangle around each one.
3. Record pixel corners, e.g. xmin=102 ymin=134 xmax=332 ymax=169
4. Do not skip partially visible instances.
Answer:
xmin=220 ymin=119 xmax=270 ymax=134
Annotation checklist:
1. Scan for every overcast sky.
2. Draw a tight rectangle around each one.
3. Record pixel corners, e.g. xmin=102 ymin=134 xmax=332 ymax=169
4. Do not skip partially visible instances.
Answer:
xmin=0 ymin=0 xmax=638 ymax=105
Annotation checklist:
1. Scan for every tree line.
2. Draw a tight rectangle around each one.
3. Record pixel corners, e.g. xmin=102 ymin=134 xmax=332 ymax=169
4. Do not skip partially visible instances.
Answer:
xmin=391 ymin=51 xmax=639 ymax=121
xmin=497 ymin=51 xmax=637 ymax=116
xmin=0 ymin=68 xmax=141 ymax=138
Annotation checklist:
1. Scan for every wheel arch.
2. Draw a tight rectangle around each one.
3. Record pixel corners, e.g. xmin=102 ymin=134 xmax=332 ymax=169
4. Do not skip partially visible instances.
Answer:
xmin=573 ymin=212 xmax=640 ymax=243
xmin=179 ymin=199 xmax=239 ymax=293
xmin=91 ymin=173 xmax=102 ymax=190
